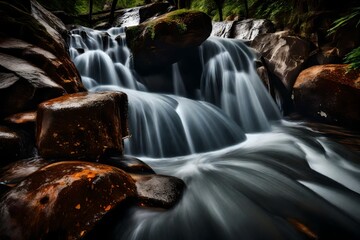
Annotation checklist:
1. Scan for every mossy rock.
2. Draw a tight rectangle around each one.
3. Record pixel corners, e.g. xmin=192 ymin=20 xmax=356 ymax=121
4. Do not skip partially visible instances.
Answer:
xmin=126 ymin=9 xmax=212 ymax=73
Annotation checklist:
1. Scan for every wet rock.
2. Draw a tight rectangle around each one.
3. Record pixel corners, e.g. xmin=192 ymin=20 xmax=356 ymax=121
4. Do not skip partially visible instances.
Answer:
xmin=232 ymin=19 xmax=275 ymax=41
xmin=0 ymin=161 xmax=137 ymax=240
xmin=0 ymin=37 xmax=84 ymax=93
xmin=0 ymin=54 xmax=66 ymax=118
xmin=0 ymin=0 xmax=84 ymax=94
xmin=4 ymin=111 xmax=36 ymax=130
xmin=113 ymin=7 xmax=141 ymax=27
xmin=126 ymin=10 xmax=212 ymax=72
xmin=131 ymin=174 xmax=185 ymax=209
xmin=211 ymin=21 xmax=235 ymax=38
xmin=211 ymin=19 xmax=274 ymax=41
xmin=0 ymin=0 xmax=67 ymax=59
xmin=99 ymin=149 xmax=155 ymax=175
xmin=293 ymin=64 xmax=360 ymax=129
xmin=0 ymin=126 xmax=34 ymax=164
xmin=0 ymin=157 xmax=49 ymax=186
xmin=36 ymin=92 xmax=128 ymax=160
xmin=251 ymin=31 xmax=313 ymax=90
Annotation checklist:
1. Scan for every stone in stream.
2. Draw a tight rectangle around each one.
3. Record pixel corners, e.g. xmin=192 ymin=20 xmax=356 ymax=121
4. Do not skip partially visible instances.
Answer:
xmin=293 ymin=64 xmax=360 ymax=129
xmin=36 ymin=91 xmax=129 ymax=160
xmin=0 ymin=161 xmax=137 ymax=240
xmin=132 ymin=174 xmax=186 ymax=209
xmin=0 ymin=158 xmax=186 ymax=239
xmin=126 ymin=9 xmax=212 ymax=72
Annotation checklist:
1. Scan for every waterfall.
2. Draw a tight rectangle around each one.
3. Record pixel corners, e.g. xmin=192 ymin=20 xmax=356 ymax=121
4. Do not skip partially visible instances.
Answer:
xmin=68 ymin=26 xmax=360 ymax=239
xmin=69 ymin=26 xmax=280 ymax=157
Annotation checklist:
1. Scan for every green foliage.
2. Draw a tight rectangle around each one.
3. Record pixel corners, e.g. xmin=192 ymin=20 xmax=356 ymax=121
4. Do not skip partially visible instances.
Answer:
xmin=328 ymin=7 xmax=360 ymax=70
xmin=344 ymin=46 xmax=360 ymax=70
xmin=250 ymin=0 xmax=291 ymax=27
xmin=37 ymin=0 xmax=144 ymax=15
xmin=328 ymin=7 xmax=360 ymax=35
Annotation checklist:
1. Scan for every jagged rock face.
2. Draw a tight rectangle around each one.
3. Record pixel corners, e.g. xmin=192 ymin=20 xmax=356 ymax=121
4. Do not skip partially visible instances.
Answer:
xmin=211 ymin=19 xmax=275 ymax=41
xmin=251 ymin=31 xmax=313 ymax=90
xmin=0 ymin=161 xmax=137 ymax=240
xmin=126 ymin=10 xmax=212 ymax=73
xmin=232 ymin=19 xmax=275 ymax=41
xmin=0 ymin=0 xmax=85 ymax=119
xmin=293 ymin=64 xmax=360 ymax=128
xmin=36 ymin=92 xmax=128 ymax=160
xmin=0 ymin=37 xmax=83 ymax=93
xmin=0 ymin=53 xmax=66 ymax=118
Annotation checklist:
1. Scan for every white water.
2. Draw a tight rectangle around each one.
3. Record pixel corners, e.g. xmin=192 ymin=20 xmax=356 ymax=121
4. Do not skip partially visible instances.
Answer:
xmin=69 ymin=27 xmax=360 ymax=239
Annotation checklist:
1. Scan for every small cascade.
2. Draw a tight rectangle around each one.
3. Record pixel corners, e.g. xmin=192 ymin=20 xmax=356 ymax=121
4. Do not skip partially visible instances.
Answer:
xmin=69 ymin=26 xmax=280 ymax=157
xmin=68 ymin=24 xmax=360 ymax=240
xmin=199 ymin=38 xmax=281 ymax=132
xmin=91 ymin=85 xmax=245 ymax=157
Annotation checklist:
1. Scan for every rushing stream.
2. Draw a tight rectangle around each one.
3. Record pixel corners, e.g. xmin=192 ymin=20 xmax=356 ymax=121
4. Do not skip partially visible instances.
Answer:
xmin=69 ymin=27 xmax=360 ymax=239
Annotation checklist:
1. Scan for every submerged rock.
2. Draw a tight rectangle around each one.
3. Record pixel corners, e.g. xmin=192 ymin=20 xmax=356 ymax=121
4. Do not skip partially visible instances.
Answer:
xmin=132 ymin=174 xmax=185 ymax=209
xmin=36 ymin=92 xmax=128 ymax=160
xmin=126 ymin=9 xmax=212 ymax=72
xmin=293 ymin=64 xmax=360 ymax=129
xmin=251 ymin=31 xmax=313 ymax=90
xmin=0 ymin=161 xmax=137 ymax=240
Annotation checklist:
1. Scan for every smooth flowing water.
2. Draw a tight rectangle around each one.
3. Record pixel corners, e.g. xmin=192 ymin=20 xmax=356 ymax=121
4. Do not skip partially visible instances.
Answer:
xmin=69 ymin=27 xmax=360 ymax=239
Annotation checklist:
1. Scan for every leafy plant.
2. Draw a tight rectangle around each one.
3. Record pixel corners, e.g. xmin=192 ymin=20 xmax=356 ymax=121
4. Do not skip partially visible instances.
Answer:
xmin=328 ymin=7 xmax=360 ymax=35
xmin=344 ymin=46 xmax=360 ymax=70
xmin=328 ymin=7 xmax=360 ymax=70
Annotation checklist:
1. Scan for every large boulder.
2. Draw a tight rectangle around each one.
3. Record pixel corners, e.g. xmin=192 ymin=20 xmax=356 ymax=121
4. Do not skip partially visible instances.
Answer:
xmin=293 ymin=64 xmax=360 ymax=128
xmin=0 ymin=161 xmax=137 ymax=240
xmin=0 ymin=0 xmax=85 ymax=119
xmin=0 ymin=37 xmax=84 ymax=93
xmin=251 ymin=31 xmax=313 ymax=90
xmin=0 ymin=53 xmax=65 ymax=118
xmin=126 ymin=9 xmax=212 ymax=72
xmin=36 ymin=92 xmax=128 ymax=160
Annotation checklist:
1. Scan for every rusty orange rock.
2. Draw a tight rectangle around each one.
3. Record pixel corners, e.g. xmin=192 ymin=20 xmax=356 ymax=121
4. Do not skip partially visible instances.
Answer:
xmin=0 ymin=161 xmax=137 ymax=240
xmin=36 ymin=91 xmax=128 ymax=160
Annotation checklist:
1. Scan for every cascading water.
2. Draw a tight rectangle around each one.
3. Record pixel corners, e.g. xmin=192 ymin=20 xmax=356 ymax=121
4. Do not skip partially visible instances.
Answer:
xmin=69 ymin=27 xmax=360 ymax=239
